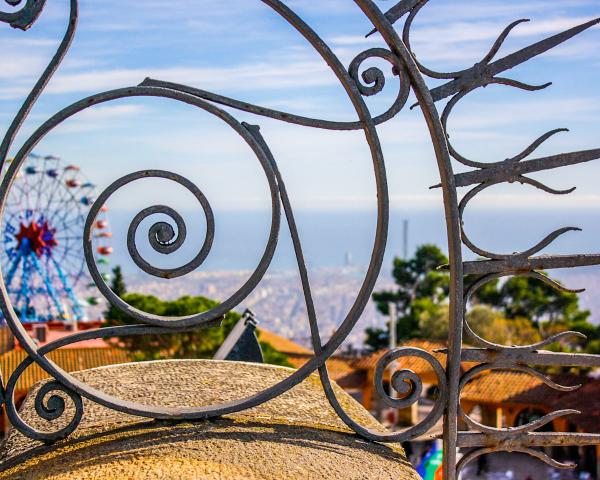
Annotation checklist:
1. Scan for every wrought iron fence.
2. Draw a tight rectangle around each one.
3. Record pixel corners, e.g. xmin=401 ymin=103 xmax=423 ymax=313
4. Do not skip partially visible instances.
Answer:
xmin=1 ymin=1 xmax=600 ymax=479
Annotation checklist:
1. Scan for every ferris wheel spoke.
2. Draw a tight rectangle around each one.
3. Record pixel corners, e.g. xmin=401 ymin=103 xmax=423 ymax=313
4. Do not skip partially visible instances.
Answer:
xmin=57 ymin=254 xmax=85 ymax=283
xmin=45 ymin=186 xmax=70 ymax=212
xmin=50 ymin=256 xmax=84 ymax=321
xmin=44 ymin=167 xmax=69 ymax=209
xmin=49 ymin=205 xmax=83 ymax=231
xmin=5 ymin=249 xmax=23 ymax=292
xmin=34 ymin=156 xmax=48 ymax=214
xmin=46 ymin=185 xmax=74 ymax=226
xmin=15 ymin=254 xmax=32 ymax=322
xmin=31 ymin=254 xmax=66 ymax=319
xmin=49 ymin=176 xmax=82 ymax=219
xmin=55 ymin=253 xmax=81 ymax=273
xmin=54 ymin=230 xmax=85 ymax=239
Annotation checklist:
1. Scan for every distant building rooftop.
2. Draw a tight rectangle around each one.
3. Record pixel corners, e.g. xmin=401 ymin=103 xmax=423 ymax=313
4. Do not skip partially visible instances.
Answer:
xmin=257 ymin=329 xmax=312 ymax=356
xmin=258 ymin=329 xmax=358 ymax=384
xmin=0 ymin=346 xmax=133 ymax=394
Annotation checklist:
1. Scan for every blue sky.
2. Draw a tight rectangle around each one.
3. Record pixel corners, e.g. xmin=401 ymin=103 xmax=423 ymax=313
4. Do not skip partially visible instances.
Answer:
xmin=1 ymin=0 xmax=599 ymax=214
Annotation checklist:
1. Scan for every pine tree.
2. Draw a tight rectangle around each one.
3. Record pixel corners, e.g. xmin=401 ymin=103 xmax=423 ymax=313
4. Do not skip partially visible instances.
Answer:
xmin=104 ymin=265 xmax=126 ymax=320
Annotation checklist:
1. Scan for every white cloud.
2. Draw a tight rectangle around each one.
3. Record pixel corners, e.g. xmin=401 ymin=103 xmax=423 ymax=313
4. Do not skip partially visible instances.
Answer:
xmin=0 ymin=59 xmax=340 ymax=99
xmin=50 ymin=104 xmax=147 ymax=133
xmin=449 ymin=97 xmax=600 ymax=130
xmin=330 ymin=14 xmax=600 ymax=64
xmin=1 ymin=0 xmax=598 ymax=214
xmin=409 ymin=16 xmax=598 ymax=45
xmin=0 ymin=52 xmax=53 ymax=80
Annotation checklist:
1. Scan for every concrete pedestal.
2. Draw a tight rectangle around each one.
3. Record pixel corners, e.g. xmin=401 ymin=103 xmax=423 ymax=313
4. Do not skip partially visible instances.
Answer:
xmin=0 ymin=360 xmax=419 ymax=479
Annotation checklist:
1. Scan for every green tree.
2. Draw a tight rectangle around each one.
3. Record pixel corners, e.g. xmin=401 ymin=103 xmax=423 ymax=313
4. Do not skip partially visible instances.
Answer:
xmin=366 ymin=243 xmax=596 ymax=353
xmin=417 ymin=301 xmax=449 ymax=341
xmin=367 ymin=244 xmax=449 ymax=351
xmin=105 ymin=294 xmax=240 ymax=360
xmin=466 ymin=305 xmax=541 ymax=346
xmin=417 ymin=304 xmax=542 ymax=346
xmin=259 ymin=340 xmax=292 ymax=367
xmin=470 ymin=274 xmax=596 ymax=352
xmin=104 ymin=265 xmax=127 ymax=321
xmin=471 ymin=275 xmax=590 ymax=326
xmin=103 ymin=275 xmax=291 ymax=366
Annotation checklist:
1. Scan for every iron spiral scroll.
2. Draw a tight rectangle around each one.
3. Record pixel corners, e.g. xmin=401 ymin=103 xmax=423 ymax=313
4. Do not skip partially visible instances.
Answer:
xmin=1 ymin=1 xmax=600 ymax=479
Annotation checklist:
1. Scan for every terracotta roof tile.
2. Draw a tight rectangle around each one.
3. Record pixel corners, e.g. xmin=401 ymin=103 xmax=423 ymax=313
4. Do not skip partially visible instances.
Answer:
xmin=460 ymin=370 xmax=600 ymax=433
xmin=461 ymin=371 xmax=545 ymax=405
xmin=352 ymin=340 xmax=449 ymax=375
xmin=286 ymin=354 xmax=357 ymax=382
xmin=0 ymin=347 xmax=133 ymax=393
xmin=552 ymin=380 xmax=600 ymax=432
xmin=257 ymin=330 xmax=312 ymax=355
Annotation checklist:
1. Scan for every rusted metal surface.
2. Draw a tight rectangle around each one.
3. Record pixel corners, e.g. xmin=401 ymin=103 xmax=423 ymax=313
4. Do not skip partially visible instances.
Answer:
xmin=1 ymin=1 xmax=599 ymax=478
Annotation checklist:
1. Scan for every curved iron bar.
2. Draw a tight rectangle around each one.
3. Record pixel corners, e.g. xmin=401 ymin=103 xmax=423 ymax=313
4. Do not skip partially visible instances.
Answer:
xmin=527 ymin=270 xmax=585 ymax=294
xmin=457 ymin=176 xmax=580 ymax=260
xmin=458 ymin=363 xmax=580 ymax=435
xmin=509 ymin=129 xmax=569 ymax=164
xmin=3 ymin=87 xmax=282 ymax=329
xmin=402 ymin=0 xmax=561 ymax=89
xmin=3 ymin=323 xmax=213 ymax=441
xmin=365 ymin=0 xmax=421 ymax=38
xmin=463 ymin=271 xmax=586 ymax=351
xmin=492 ymin=76 xmax=552 ymax=92
xmin=1 ymin=1 xmax=599 ymax=479
xmin=0 ymin=0 xmax=77 ymax=164
xmin=425 ymin=16 xmax=600 ymax=103
xmin=440 ymin=86 xmax=552 ymax=170
xmin=517 ymin=176 xmax=576 ymax=196
xmin=321 ymin=346 xmax=447 ymax=442
xmin=4 ymin=377 xmax=83 ymax=443
xmin=0 ymin=0 xmax=405 ymax=443
xmin=404 ymin=3 xmax=599 ymax=170
xmin=133 ymin=206 xmax=188 ymax=256
xmin=235 ymin=0 xmax=458 ymax=446
xmin=122 ymin=173 xmax=214 ymax=279
xmin=355 ymin=0 xmax=463 ymax=471
xmin=0 ymin=0 xmax=46 ymax=30
xmin=439 ymin=86 xmax=568 ymax=169
xmin=245 ymin=121 xmax=447 ymax=442
xmin=456 ymin=447 xmax=575 ymax=474
xmin=402 ymin=0 xmax=462 ymax=80
xmin=291 ymin=0 xmax=467 ymax=459
xmin=141 ymin=47 xmax=409 ymax=131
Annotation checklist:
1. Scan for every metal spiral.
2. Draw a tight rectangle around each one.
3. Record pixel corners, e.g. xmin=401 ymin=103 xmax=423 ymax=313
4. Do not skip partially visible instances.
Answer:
xmin=35 ymin=381 xmax=83 ymax=423
xmin=89 ymin=170 xmax=217 ymax=280
xmin=0 ymin=0 xmax=46 ymax=30
xmin=318 ymin=347 xmax=448 ymax=443
xmin=375 ymin=348 xmax=426 ymax=409
xmin=0 ymin=85 xmax=285 ymax=329
xmin=4 ymin=365 xmax=83 ymax=443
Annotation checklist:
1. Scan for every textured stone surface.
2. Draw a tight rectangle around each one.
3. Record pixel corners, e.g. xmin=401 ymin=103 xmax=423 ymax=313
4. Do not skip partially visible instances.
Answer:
xmin=0 ymin=360 xmax=419 ymax=479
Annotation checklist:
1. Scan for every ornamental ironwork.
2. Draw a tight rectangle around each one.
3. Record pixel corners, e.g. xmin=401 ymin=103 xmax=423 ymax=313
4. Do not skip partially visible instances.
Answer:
xmin=1 ymin=1 xmax=600 ymax=479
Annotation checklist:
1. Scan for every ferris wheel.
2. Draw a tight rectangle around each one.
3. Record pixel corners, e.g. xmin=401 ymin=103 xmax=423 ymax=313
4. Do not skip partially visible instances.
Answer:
xmin=0 ymin=153 xmax=112 ymax=323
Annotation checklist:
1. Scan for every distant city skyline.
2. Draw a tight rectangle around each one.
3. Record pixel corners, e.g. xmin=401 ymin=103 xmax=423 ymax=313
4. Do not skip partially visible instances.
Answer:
xmin=94 ymin=208 xmax=600 ymax=332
